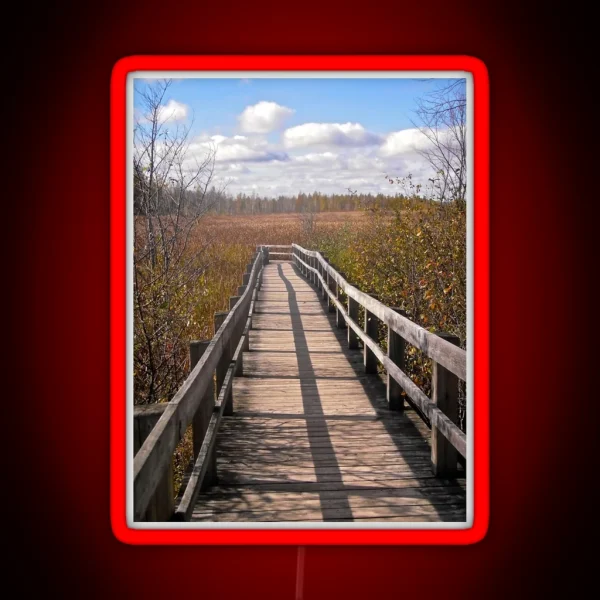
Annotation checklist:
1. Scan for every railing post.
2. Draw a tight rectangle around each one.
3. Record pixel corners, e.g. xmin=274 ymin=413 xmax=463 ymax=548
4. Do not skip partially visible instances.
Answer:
xmin=316 ymin=255 xmax=322 ymax=290
xmin=328 ymin=276 xmax=337 ymax=313
xmin=431 ymin=333 xmax=461 ymax=477
xmin=229 ymin=292 xmax=244 ymax=362
xmin=189 ymin=340 xmax=217 ymax=488
xmin=133 ymin=404 xmax=174 ymax=521
xmin=347 ymin=294 xmax=360 ymax=349
xmin=335 ymin=272 xmax=347 ymax=328
xmin=248 ymin=289 xmax=255 ymax=331
xmin=263 ymin=246 xmax=270 ymax=265
xmin=243 ymin=316 xmax=251 ymax=352
xmin=364 ymin=295 xmax=380 ymax=374
xmin=235 ymin=320 xmax=246 ymax=375
xmin=214 ymin=311 xmax=233 ymax=416
xmin=387 ymin=308 xmax=407 ymax=411
xmin=242 ymin=272 xmax=250 ymax=286
xmin=321 ymin=256 xmax=329 ymax=302
xmin=325 ymin=268 xmax=332 ymax=303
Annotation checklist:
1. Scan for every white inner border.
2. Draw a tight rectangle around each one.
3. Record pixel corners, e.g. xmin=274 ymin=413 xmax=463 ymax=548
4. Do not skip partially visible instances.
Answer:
xmin=126 ymin=70 xmax=474 ymax=530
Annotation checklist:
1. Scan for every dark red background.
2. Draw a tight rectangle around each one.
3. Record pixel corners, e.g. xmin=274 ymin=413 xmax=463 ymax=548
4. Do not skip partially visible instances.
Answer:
xmin=9 ymin=1 xmax=592 ymax=596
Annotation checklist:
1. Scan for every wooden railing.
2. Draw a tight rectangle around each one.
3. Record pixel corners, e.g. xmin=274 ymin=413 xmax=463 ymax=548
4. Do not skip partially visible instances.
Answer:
xmin=289 ymin=243 xmax=467 ymax=476
xmin=133 ymin=248 xmax=266 ymax=521
xmin=133 ymin=242 xmax=467 ymax=522
xmin=258 ymin=244 xmax=293 ymax=261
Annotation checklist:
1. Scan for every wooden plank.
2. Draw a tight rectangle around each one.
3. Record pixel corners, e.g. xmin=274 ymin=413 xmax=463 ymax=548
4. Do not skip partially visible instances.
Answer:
xmin=192 ymin=502 xmax=466 ymax=522
xmin=201 ymin=486 xmax=465 ymax=503
xmin=202 ymin=477 xmax=465 ymax=494
xmin=194 ymin=494 xmax=466 ymax=514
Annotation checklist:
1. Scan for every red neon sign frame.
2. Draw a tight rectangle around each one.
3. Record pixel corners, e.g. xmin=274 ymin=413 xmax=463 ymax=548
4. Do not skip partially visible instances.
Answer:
xmin=110 ymin=55 xmax=489 ymax=545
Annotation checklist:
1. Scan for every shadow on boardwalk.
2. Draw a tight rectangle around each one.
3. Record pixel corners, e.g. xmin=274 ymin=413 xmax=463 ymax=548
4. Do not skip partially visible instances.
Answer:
xmin=194 ymin=262 xmax=466 ymax=522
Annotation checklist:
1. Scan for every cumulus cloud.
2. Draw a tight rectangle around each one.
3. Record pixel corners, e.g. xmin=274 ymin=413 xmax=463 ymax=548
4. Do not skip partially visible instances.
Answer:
xmin=283 ymin=122 xmax=382 ymax=149
xmin=238 ymin=101 xmax=295 ymax=133
xmin=379 ymin=127 xmax=462 ymax=158
xmin=183 ymin=128 xmax=438 ymax=198
xmin=209 ymin=143 xmax=437 ymax=198
xmin=156 ymin=99 xmax=188 ymax=123
xmin=379 ymin=128 xmax=433 ymax=157
xmin=188 ymin=134 xmax=289 ymax=164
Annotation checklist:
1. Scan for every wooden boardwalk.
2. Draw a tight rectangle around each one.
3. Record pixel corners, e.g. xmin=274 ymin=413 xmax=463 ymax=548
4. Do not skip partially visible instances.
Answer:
xmin=191 ymin=262 xmax=466 ymax=522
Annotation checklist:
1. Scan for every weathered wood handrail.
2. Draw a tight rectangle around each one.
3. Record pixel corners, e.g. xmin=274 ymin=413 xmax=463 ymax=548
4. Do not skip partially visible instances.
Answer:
xmin=134 ymin=242 xmax=467 ymax=521
xmin=291 ymin=243 xmax=467 ymax=469
xmin=133 ymin=404 xmax=173 ymax=521
xmin=256 ymin=245 xmax=293 ymax=259
xmin=292 ymin=244 xmax=466 ymax=380
xmin=133 ymin=250 xmax=264 ymax=521
xmin=256 ymin=244 xmax=292 ymax=252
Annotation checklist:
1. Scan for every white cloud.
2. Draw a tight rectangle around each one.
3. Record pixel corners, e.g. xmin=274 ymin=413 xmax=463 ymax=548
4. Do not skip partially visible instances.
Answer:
xmin=188 ymin=133 xmax=289 ymax=164
xmin=208 ymin=143 xmax=438 ymax=198
xmin=210 ymin=134 xmax=228 ymax=144
xmin=181 ymin=129 xmax=439 ymax=198
xmin=225 ymin=163 xmax=251 ymax=173
xmin=156 ymin=99 xmax=188 ymax=123
xmin=293 ymin=152 xmax=339 ymax=164
xmin=379 ymin=128 xmax=433 ymax=157
xmin=238 ymin=101 xmax=295 ymax=133
xmin=380 ymin=127 xmax=462 ymax=158
xmin=283 ymin=122 xmax=382 ymax=149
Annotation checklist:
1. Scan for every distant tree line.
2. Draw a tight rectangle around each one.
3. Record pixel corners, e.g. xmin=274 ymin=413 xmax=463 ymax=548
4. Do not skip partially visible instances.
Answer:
xmin=205 ymin=189 xmax=403 ymax=215
xmin=133 ymin=179 xmax=415 ymax=217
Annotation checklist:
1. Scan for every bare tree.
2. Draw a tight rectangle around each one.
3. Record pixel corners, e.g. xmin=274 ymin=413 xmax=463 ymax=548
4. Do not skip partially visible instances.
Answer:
xmin=412 ymin=80 xmax=466 ymax=202
xmin=133 ymin=80 xmax=217 ymax=404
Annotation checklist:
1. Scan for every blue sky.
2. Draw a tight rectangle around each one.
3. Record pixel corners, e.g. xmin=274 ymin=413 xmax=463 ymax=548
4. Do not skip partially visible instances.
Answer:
xmin=134 ymin=77 xmax=465 ymax=197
